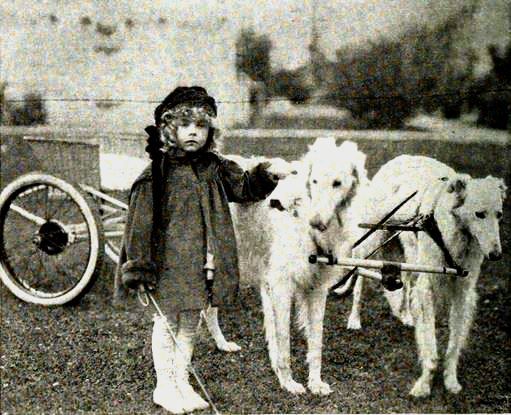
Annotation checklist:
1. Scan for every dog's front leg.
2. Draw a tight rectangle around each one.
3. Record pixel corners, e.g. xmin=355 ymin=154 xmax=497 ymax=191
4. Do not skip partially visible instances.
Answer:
xmin=303 ymin=287 xmax=332 ymax=395
xmin=410 ymin=274 xmax=438 ymax=398
xmin=271 ymin=279 xmax=306 ymax=394
xmin=444 ymin=279 xmax=478 ymax=394
xmin=346 ymin=235 xmax=384 ymax=329
xmin=347 ymin=275 xmax=364 ymax=330
xmin=398 ymin=232 xmax=418 ymax=326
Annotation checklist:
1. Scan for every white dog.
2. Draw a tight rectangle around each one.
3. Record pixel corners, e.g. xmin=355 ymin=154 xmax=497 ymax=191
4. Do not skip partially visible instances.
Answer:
xmin=232 ymin=138 xmax=369 ymax=395
xmin=342 ymin=155 xmax=506 ymax=397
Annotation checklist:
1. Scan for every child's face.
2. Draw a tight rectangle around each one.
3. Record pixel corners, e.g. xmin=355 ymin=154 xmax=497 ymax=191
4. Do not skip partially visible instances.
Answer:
xmin=174 ymin=119 xmax=209 ymax=152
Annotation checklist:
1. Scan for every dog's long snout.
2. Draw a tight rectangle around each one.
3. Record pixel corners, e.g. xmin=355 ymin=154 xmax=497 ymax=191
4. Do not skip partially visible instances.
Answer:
xmin=309 ymin=214 xmax=327 ymax=232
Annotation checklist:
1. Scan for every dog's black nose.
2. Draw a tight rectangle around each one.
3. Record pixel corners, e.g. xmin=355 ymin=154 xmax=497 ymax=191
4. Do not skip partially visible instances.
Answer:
xmin=489 ymin=252 xmax=502 ymax=261
xmin=269 ymin=199 xmax=286 ymax=211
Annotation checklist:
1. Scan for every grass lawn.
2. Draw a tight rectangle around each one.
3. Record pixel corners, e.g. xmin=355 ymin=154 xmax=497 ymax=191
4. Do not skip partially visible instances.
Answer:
xmin=1 ymin=215 xmax=510 ymax=414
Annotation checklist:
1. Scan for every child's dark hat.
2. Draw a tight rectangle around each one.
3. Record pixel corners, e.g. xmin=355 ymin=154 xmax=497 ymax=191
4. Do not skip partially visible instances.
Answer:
xmin=154 ymin=86 xmax=217 ymax=124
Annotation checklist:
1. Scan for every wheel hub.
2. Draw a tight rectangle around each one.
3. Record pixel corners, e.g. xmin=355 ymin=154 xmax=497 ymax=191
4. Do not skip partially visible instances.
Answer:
xmin=33 ymin=220 xmax=69 ymax=255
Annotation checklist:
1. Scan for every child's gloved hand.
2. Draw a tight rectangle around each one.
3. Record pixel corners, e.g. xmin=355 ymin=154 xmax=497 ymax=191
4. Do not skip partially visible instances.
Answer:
xmin=122 ymin=271 xmax=157 ymax=291
xmin=260 ymin=158 xmax=298 ymax=181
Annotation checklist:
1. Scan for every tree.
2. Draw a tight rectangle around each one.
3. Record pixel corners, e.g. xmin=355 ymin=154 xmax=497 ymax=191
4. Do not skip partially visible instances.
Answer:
xmin=327 ymin=4 xmax=478 ymax=128
xmin=471 ymin=43 xmax=511 ymax=130
xmin=235 ymin=28 xmax=272 ymax=84
xmin=0 ymin=82 xmax=8 ymax=124
xmin=1 ymin=87 xmax=48 ymax=126
xmin=268 ymin=69 xmax=312 ymax=104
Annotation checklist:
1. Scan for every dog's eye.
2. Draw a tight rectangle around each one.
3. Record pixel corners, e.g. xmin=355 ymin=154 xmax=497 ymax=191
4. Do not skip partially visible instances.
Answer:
xmin=312 ymin=179 xmax=317 ymax=184
xmin=475 ymin=211 xmax=487 ymax=219
xmin=332 ymin=180 xmax=342 ymax=188
xmin=496 ymin=211 xmax=503 ymax=220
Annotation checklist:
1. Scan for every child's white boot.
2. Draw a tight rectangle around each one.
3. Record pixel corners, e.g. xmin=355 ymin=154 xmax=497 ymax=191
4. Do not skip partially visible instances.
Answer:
xmin=175 ymin=336 xmax=210 ymax=413
xmin=152 ymin=315 xmax=186 ymax=414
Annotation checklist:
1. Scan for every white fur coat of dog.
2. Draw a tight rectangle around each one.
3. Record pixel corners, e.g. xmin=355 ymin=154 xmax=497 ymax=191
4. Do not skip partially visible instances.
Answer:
xmin=231 ymin=138 xmax=369 ymax=394
xmin=343 ymin=155 xmax=506 ymax=397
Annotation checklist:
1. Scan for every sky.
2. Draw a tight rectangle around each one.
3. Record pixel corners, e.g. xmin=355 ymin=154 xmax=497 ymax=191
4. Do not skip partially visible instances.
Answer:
xmin=3 ymin=0 xmax=503 ymax=69
xmin=0 ymin=0 xmax=508 ymax=128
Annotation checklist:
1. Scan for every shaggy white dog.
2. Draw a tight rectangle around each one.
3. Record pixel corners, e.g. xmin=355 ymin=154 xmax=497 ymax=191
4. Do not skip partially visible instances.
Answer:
xmin=231 ymin=138 xmax=369 ymax=395
xmin=342 ymin=155 xmax=506 ymax=397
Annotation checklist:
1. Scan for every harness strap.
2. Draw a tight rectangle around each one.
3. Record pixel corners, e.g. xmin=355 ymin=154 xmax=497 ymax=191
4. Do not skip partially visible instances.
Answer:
xmin=418 ymin=177 xmax=464 ymax=274
xmin=351 ymin=190 xmax=418 ymax=249
xmin=421 ymin=214 xmax=464 ymax=273
xmin=329 ymin=216 xmax=421 ymax=293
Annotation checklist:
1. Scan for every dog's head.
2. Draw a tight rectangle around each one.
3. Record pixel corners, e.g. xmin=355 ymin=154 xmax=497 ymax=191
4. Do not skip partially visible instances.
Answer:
xmin=447 ymin=174 xmax=507 ymax=260
xmin=303 ymin=137 xmax=369 ymax=232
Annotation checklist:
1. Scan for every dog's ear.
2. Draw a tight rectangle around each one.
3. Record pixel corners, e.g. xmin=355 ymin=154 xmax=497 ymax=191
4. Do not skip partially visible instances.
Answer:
xmin=352 ymin=152 xmax=369 ymax=186
xmin=338 ymin=141 xmax=369 ymax=186
xmin=485 ymin=175 xmax=508 ymax=201
xmin=338 ymin=140 xmax=359 ymax=154
xmin=447 ymin=174 xmax=470 ymax=207
xmin=309 ymin=136 xmax=337 ymax=153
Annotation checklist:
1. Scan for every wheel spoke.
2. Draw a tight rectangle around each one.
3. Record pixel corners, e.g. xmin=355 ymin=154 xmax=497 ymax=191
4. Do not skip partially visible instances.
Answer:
xmin=4 ymin=236 xmax=36 ymax=254
xmin=8 ymin=248 xmax=39 ymax=288
xmin=9 ymin=204 xmax=45 ymax=226
xmin=36 ymin=250 xmax=47 ymax=285
xmin=44 ymin=185 xmax=50 ymax=220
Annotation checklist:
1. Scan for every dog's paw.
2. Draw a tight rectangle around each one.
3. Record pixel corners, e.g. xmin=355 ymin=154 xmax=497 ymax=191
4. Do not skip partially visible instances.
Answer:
xmin=217 ymin=341 xmax=242 ymax=353
xmin=444 ymin=375 xmax=462 ymax=394
xmin=409 ymin=378 xmax=431 ymax=398
xmin=308 ymin=379 xmax=332 ymax=395
xmin=282 ymin=379 xmax=306 ymax=395
xmin=347 ymin=315 xmax=361 ymax=330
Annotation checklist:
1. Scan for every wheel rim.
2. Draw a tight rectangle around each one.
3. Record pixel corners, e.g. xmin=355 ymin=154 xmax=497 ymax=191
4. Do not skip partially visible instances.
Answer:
xmin=0 ymin=180 xmax=97 ymax=300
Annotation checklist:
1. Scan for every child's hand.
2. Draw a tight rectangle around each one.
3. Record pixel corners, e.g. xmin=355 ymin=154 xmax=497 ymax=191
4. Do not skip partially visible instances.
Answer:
xmin=263 ymin=158 xmax=298 ymax=180
xmin=122 ymin=271 xmax=157 ymax=291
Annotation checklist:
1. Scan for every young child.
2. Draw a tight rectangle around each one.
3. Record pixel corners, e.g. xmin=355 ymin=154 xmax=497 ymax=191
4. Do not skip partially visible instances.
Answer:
xmin=119 ymin=86 xmax=289 ymax=413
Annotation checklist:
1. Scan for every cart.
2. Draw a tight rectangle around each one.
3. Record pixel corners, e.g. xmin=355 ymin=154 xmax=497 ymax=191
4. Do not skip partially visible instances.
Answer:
xmin=0 ymin=171 xmax=128 ymax=305
xmin=0 ymin=129 xmax=146 ymax=305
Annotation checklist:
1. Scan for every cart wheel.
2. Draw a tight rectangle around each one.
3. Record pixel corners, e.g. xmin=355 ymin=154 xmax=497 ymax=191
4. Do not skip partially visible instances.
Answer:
xmin=0 ymin=173 xmax=104 ymax=305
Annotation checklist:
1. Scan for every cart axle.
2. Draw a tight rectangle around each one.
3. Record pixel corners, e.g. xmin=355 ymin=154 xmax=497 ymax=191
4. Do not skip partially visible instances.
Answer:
xmin=33 ymin=220 xmax=68 ymax=255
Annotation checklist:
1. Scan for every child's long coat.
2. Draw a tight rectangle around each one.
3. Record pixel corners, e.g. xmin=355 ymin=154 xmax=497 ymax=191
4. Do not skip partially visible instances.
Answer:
xmin=114 ymin=150 xmax=277 ymax=312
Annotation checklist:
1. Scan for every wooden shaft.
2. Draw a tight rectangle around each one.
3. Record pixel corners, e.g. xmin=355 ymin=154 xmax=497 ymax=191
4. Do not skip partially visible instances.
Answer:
xmin=358 ymin=223 xmax=422 ymax=232
xmin=314 ymin=255 xmax=463 ymax=276
xmin=352 ymin=190 xmax=417 ymax=249
xmin=79 ymin=184 xmax=129 ymax=210
xmin=356 ymin=268 xmax=382 ymax=281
